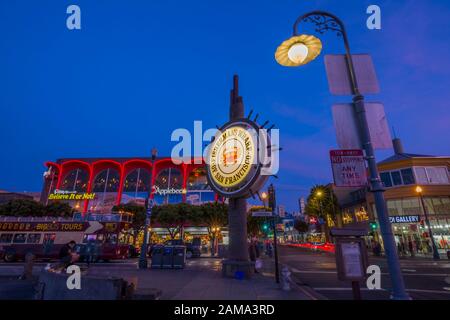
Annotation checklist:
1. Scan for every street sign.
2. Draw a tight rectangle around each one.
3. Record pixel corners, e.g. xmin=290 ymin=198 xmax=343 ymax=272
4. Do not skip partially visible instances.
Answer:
xmin=252 ymin=211 xmax=273 ymax=217
xmin=324 ymin=54 xmax=380 ymax=95
xmin=332 ymin=102 xmax=392 ymax=150
xmin=330 ymin=149 xmax=367 ymax=187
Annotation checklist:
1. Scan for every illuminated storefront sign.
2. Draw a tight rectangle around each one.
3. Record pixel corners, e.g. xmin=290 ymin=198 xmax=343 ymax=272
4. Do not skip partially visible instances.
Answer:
xmin=152 ymin=185 xmax=187 ymax=196
xmin=47 ymin=189 xmax=96 ymax=201
xmin=389 ymin=215 xmax=420 ymax=224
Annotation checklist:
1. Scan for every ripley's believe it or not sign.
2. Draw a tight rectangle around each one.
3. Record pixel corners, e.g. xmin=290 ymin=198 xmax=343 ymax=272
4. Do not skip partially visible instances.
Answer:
xmin=206 ymin=119 xmax=270 ymax=198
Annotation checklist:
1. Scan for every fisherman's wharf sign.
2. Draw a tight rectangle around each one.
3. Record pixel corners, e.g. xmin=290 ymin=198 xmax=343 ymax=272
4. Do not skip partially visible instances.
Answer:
xmin=206 ymin=119 xmax=269 ymax=198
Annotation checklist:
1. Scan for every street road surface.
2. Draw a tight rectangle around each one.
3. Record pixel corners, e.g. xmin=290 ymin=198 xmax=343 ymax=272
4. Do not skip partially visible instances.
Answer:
xmin=279 ymin=245 xmax=450 ymax=300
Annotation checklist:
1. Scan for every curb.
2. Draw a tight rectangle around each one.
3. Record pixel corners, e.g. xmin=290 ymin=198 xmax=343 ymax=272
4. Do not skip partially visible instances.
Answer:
xmin=281 ymin=263 xmax=328 ymax=300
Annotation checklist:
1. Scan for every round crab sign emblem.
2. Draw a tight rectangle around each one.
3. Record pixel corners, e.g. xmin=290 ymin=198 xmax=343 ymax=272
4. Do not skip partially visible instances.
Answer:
xmin=206 ymin=119 xmax=269 ymax=198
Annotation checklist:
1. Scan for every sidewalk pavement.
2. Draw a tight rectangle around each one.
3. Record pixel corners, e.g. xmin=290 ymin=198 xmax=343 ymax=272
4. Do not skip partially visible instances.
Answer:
xmin=0 ymin=257 xmax=317 ymax=300
xmin=85 ymin=258 xmax=314 ymax=300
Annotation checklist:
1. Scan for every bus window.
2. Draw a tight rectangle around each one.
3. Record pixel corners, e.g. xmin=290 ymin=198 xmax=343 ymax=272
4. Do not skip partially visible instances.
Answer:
xmin=43 ymin=233 xmax=56 ymax=244
xmin=83 ymin=234 xmax=97 ymax=243
xmin=13 ymin=234 xmax=27 ymax=244
xmin=27 ymin=233 xmax=42 ymax=244
xmin=0 ymin=234 xmax=13 ymax=243
xmin=105 ymin=234 xmax=117 ymax=244
xmin=97 ymin=234 xmax=105 ymax=243
xmin=118 ymin=232 xmax=128 ymax=244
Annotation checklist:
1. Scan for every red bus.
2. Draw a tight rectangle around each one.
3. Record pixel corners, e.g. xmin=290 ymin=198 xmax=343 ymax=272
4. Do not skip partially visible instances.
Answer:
xmin=0 ymin=213 xmax=133 ymax=262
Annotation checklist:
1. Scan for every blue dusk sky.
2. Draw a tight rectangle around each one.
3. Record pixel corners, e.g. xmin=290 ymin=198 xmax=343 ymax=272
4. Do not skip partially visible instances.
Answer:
xmin=0 ymin=0 xmax=449 ymax=212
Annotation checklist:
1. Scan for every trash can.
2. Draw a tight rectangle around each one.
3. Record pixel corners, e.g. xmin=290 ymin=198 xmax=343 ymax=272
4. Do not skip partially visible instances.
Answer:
xmin=173 ymin=246 xmax=186 ymax=269
xmin=151 ymin=245 xmax=164 ymax=269
xmin=162 ymin=246 xmax=174 ymax=269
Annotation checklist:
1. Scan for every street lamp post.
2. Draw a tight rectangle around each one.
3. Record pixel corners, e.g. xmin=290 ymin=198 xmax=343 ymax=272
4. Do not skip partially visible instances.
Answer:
xmin=138 ymin=148 xmax=158 ymax=269
xmin=261 ymin=192 xmax=268 ymax=208
xmin=275 ymin=11 xmax=410 ymax=299
xmin=416 ymin=186 xmax=440 ymax=260
xmin=315 ymin=190 xmax=326 ymax=242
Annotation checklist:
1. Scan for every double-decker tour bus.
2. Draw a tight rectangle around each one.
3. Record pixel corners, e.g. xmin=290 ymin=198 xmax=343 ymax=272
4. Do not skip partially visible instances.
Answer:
xmin=0 ymin=213 xmax=133 ymax=262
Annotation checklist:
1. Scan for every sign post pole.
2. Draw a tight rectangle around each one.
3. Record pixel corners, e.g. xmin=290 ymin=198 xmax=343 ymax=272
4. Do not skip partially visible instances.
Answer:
xmin=138 ymin=150 xmax=157 ymax=269
xmin=269 ymin=184 xmax=280 ymax=283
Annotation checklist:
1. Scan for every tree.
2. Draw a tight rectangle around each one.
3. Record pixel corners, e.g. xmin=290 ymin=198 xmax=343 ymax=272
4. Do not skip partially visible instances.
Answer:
xmin=293 ymin=219 xmax=309 ymax=243
xmin=0 ymin=199 xmax=45 ymax=217
xmin=247 ymin=206 xmax=270 ymax=237
xmin=152 ymin=203 xmax=199 ymax=240
xmin=294 ymin=219 xmax=309 ymax=233
xmin=44 ymin=202 xmax=75 ymax=217
xmin=304 ymin=184 xmax=340 ymax=242
xmin=197 ymin=202 xmax=228 ymax=234
xmin=197 ymin=202 xmax=228 ymax=255
xmin=112 ymin=202 xmax=146 ymax=246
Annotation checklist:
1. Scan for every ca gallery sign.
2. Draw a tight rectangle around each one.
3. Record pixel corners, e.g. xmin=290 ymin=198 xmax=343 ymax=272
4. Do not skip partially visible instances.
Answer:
xmin=389 ymin=215 xmax=420 ymax=224
xmin=206 ymin=119 xmax=269 ymax=198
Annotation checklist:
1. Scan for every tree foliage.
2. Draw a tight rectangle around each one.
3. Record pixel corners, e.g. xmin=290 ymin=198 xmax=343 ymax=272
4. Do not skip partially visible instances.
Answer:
xmin=294 ymin=219 xmax=309 ymax=233
xmin=197 ymin=202 xmax=228 ymax=236
xmin=304 ymin=185 xmax=339 ymax=219
xmin=152 ymin=203 xmax=200 ymax=239
xmin=42 ymin=201 xmax=75 ymax=217
xmin=247 ymin=206 xmax=272 ymax=237
xmin=304 ymin=184 xmax=340 ymax=242
xmin=0 ymin=199 xmax=75 ymax=217
xmin=112 ymin=202 xmax=146 ymax=231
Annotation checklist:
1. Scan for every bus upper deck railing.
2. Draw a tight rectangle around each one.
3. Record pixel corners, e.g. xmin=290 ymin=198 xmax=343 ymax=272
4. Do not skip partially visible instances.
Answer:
xmin=0 ymin=212 xmax=133 ymax=223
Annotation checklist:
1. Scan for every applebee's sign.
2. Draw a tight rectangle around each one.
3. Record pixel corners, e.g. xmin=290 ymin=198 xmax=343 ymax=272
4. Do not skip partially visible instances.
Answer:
xmin=152 ymin=185 xmax=187 ymax=196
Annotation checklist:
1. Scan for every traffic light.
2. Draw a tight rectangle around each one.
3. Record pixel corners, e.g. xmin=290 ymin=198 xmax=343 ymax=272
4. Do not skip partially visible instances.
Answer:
xmin=268 ymin=184 xmax=276 ymax=210
xmin=262 ymin=223 xmax=269 ymax=231
xmin=369 ymin=221 xmax=378 ymax=231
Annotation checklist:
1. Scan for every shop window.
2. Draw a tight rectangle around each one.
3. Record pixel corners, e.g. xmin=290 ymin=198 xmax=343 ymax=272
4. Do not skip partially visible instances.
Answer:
xmin=154 ymin=168 xmax=183 ymax=205
xmin=121 ymin=168 xmax=151 ymax=205
xmin=380 ymin=172 xmax=392 ymax=187
xmin=431 ymin=197 xmax=450 ymax=215
xmin=391 ymin=171 xmax=402 ymax=186
xmin=90 ymin=168 xmax=120 ymax=213
xmin=414 ymin=166 xmax=450 ymax=185
xmin=60 ymin=168 xmax=89 ymax=192
xmin=342 ymin=212 xmax=353 ymax=224
xmin=355 ymin=207 xmax=369 ymax=222
xmin=414 ymin=167 xmax=428 ymax=184
xmin=400 ymin=168 xmax=415 ymax=185
xmin=401 ymin=198 xmax=421 ymax=215
xmin=426 ymin=167 xmax=449 ymax=184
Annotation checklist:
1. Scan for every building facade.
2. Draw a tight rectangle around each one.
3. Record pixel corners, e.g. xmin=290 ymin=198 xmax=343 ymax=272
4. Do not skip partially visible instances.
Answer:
xmin=41 ymin=157 xmax=217 ymax=213
xmin=336 ymin=139 xmax=450 ymax=256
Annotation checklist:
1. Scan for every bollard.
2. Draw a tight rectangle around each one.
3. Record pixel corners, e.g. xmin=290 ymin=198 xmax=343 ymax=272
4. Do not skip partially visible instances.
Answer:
xmin=21 ymin=252 xmax=35 ymax=280
xmin=280 ymin=266 xmax=291 ymax=291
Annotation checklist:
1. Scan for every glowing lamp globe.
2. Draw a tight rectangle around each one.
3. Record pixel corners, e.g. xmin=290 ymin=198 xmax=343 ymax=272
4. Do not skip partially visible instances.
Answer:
xmin=275 ymin=34 xmax=322 ymax=67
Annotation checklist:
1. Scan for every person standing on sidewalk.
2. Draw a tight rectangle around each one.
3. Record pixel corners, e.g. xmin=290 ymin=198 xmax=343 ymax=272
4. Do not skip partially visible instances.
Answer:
xmin=408 ymin=239 xmax=415 ymax=257
xmin=248 ymin=240 xmax=258 ymax=273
